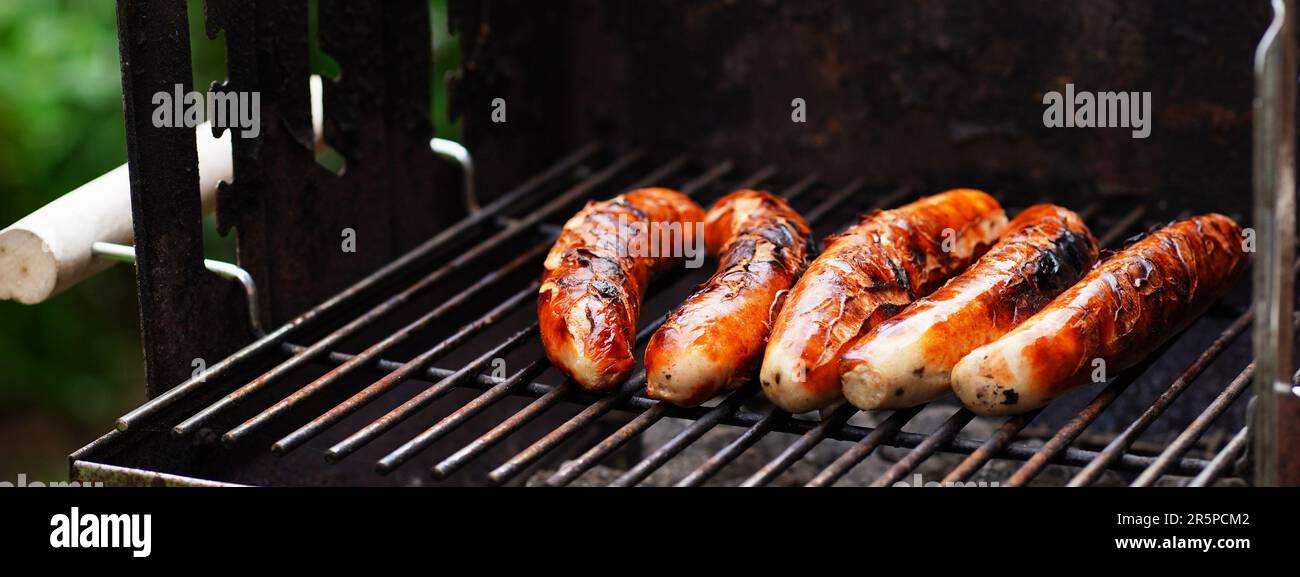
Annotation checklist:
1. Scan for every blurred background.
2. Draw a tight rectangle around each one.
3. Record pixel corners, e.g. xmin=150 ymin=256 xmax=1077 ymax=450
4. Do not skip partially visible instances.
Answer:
xmin=0 ymin=0 xmax=457 ymax=480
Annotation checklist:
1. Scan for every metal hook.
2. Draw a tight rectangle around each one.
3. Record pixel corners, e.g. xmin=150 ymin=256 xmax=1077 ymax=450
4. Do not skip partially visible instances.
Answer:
xmin=432 ymin=138 xmax=479 ymax=214
xmin=91 ymin=242 xmax=265 ymax=337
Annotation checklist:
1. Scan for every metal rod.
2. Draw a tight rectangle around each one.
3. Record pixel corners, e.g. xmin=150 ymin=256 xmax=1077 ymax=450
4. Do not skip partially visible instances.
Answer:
xmin=487 ymin=371 xmax=649 ymax=484
xmin=545 ymin=402 xmax=668 ymax=486
xmin=1096 ymin=205 xmax=1148 ymax=248
xmin=627 ymin=182 xmax=902 ymax=487
xmin=171 ymin=150 xmax=643 ymax=438
xmin=805 ymin=406 xmax=923 ymax=487
xmin=1251 ymin=0 xmax=1298 ymax=487
xmin=870 ymin=408 xmax=975 ymax=487
xmin=420 ymin=162 xmax=753 ymax=481
xmin=611 ymin=387 xmax=760 ymax=487
xmin=741 ymin=404 xmax=856 ymax=487
xmin=365 ymin=358 xmax=548 ymax=470
xmin=430 ymin=382 xmax=570 ymax=480
xmin=223 ymin=282 xmax=538 ymax=449
xmin=1133 ymin=315 xmax=1300 ymax=486
xmin=936 ymin=200 xmax=1150 ymax=484
xmin=279 ymin=322 xmax=1215 ymax=480
xmin=92 ymin=241 xmax=265 ymax=337
xmin=214 ymin=247 xmax=544 ymax=446
xmin=1131 ymin=364 xmax=1255 ymax=487
xmin=627 ymin=157 xmax=689 ymax=190
xmin=431 ymin=138 xmax=478 ymax=214
xmin=731 ymin=165 xmax=780 ymax=191
xmin=230 ymin=253 xmax=543 ymax=448
xmin=113 ymin=142 xmax=600 ymax=432
xmin=1003 ymin=366 xmax=1150 ymax=486
xmin=1005 ymin=318 xmax=1243 ymax=487
xmin=942 ymin=410 xmax=1041 ymax=483
xmin=272 ymin=320 xmax=541 ymax=457
xmin=537 ymin=174 xmax=822 ymax=487
xmin=469 ymin=163 xmax=769 ymax=483
xmin=1188 ymin=426 xmax=1249 ymax=487
xmin=676 ymin=409 xmax=782 ymax=486
xmin=1067 ymin=311 xmax=1253 ymax=486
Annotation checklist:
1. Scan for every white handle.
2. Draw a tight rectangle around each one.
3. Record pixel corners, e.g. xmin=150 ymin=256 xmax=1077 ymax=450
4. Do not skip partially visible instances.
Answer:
xmin=0 ymin=76 xmax=326 ymax=304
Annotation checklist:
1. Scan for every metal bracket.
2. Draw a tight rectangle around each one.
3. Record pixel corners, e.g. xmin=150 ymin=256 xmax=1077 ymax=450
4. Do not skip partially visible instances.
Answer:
xmin=92 ymin=242 xmax=264 ymax=337
xmin=432 ymin=138 xmax=479 ymax=213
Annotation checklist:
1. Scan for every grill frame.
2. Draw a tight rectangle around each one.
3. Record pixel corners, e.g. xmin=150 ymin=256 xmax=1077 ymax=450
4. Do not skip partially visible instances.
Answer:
xmin=68 ymin=0 xmax=1298 ymax=486
xmin=72 ymin=147 xmax=1267 ymax=487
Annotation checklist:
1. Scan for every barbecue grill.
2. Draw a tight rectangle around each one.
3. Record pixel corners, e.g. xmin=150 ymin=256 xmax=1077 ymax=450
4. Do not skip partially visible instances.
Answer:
xmin=32 ymin=0 xmax=1300 ymax=486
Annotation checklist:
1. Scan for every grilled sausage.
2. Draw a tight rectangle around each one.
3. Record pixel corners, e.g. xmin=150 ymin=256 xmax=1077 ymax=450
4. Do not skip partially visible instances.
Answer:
xmin=840 ymin=204 xmax=1098 ymax=411
xmin=759 ymin=189 xmax=1007 ymax=413
xmin=645 ymin=190 xmax=813 ymax=407
xmin=951 ymin=213 xmax=1249 ymax=416
xmin=538 ymin=188 xmax=705 ymax=391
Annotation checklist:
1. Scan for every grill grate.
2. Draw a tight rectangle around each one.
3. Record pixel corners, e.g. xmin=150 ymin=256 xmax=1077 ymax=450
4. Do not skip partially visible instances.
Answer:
xmin=97 ymin=144 xmax=1268 ymax=487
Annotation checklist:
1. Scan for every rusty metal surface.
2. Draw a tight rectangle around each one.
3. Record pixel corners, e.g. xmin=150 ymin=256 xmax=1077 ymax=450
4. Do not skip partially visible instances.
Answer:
xmin=72 ymin=462 xmax=247 ymax=488
xmin=451 ymin=0 xmax=1267 ymax=216
xmin=80 ymin=134 xmax=1245 ymax=486
xmin=116 ymin=0 xmax=253 ymax=397
xmin=209 ymin=0 xmax=445 ymax=328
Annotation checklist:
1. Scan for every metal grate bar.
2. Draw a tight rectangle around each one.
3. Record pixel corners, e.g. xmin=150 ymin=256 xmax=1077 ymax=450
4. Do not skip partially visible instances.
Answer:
xmin=871 ymin=409 xmax=976 ymax=487
xmin=1187 ymin=426 xmax=1249 ymax=486
xmin=480 ymin=167 xmax=783 ymax=485
xmin=1003 ymin=353 xmax=1155 ymax=486
xmin=741 ymin=404 xmax=856 ymax=486
xmin=610 ymin=386 xmax=761 ymax=487
xmin=417 ymin=162 xmax=748 ymax=480
xmin=120 ymin=151 xmax=1245 ymax=486
xmin=537 ymin=174 xmax=824 ymax=486
xmin=1067 ymin=311 xmax=1253 ymax=485
xmin=272 ymin=318 xmax=541 ymax=457
xmin=172 ymin=149 xmax=647 ymax=437
xmin=1003 ymin=309 xmax=1246 ymax=486
xmin=114 ymin=143 xmax=601 ymax=432
xmin=222 ymin=254 xmax=546 ymax=447
xmin=316 ymin=157 xmax=697 ymax=464
xmin=942 ymin=410 xmax=1040 ymax=483
xmin=1131 ymin=364 xmax=1256 ymax=486
xmin=675 ymin=408 xmax=782 ymax=486
xmin=593 ymin=183 xmax=907 ymax=486
xmin=805 ymin=406 xmax=922 ymax=487
xmin=1096 ymin=205 xmax=1148 ymax=248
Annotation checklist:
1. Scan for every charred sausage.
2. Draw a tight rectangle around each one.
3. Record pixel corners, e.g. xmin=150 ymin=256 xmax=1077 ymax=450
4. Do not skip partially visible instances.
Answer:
xmin=538 ymin=188 xmax=705 ymax=391
xmin=840 ymin=204 xmax=1098 ymax=411
xmin=645 ymin=190 xmax=813 ymax=407
xmin=759 ymin=189 xmax=1007 ymax=413
xmin=951 ymin=213 xmax=1249 ymax=416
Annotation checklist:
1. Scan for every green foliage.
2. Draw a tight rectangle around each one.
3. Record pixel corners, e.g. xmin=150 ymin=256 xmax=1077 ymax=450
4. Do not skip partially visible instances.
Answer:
xmin=0 ymin=0 xmax=144 ymax=425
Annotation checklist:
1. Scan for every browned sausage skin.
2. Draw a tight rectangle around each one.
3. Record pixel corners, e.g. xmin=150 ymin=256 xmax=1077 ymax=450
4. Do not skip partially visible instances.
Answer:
xmin=538 ymin=188 xmax=705 ymax=391
xmin=645 ymin=190 xmax=813 ymax=407
xmin=760 ymin=189 xmax=1008 ymax=413
xmin=952 ymin=213 xmax=1249 ymax=416
xmin=841 ymin=204 xmax=1098 ymax=411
